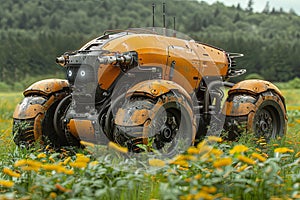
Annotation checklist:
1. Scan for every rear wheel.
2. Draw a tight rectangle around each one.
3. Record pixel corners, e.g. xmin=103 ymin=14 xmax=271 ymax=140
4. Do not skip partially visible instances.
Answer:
xmin=252 ymin=98 xmax=286 ymax=140
xmin=223 ymin=90 xmax=287 ymax=141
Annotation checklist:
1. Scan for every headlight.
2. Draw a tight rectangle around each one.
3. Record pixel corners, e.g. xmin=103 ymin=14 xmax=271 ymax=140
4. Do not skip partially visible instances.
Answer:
xmin=66 ymin=65 xmax=95 ymax=85
xmin=79 ymin=70 xmax=86 ymax=77
xmin=68 ymin=70 xmax=73 ymax=78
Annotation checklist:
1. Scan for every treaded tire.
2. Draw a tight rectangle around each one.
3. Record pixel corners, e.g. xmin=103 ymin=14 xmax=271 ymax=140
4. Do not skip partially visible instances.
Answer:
xmin=12 ymin=94 xmax=69 ymax=148
xmin=223 ymin=90 xmax=287 ymax=141
xmin=113 ymin=92 xmax=195 ymax=158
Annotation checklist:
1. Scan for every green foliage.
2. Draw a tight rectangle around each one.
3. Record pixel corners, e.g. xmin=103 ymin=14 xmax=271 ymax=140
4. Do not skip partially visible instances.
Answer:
xmin=287 ymin=77 xmax=300 ymax=89
xmin=245 ymin=73 xmax=264 ymax=80
xmin=0 ymin=82 xmax=11 ymax=92
xmin=0 ymin=0 xmax=299 ymax=86
xmin=0 ymin=91 xmax=299 ymax=199
xmin=276 ymin=78 xmax=300 ymax=89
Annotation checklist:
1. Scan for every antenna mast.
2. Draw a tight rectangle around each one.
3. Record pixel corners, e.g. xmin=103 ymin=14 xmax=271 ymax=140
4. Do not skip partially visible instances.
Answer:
xmin=152 ymin=3 xmax=155 ymax=27
xmin=173 ymin=16 xmax=176 ymax=37
xmin=162 ymin=2 xmax=166 ymax=28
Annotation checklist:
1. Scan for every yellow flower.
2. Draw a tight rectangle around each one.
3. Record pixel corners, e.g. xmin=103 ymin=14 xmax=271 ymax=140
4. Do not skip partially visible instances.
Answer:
xmin=213 ymin=157 xmax=232 ymax=168
xmin=42 ymin=164 xmax=67 ymax=173
xmin=288 ymin=123 xmax=295 ymax=127
xmin=75 ymin=155 xmax=90 ymax=163
xmin=89 ymin=161 xmax=99 ymax=167
xmin=171 ymin=160 xmax=189 ymax=168
xmin=295 ymin=152 xmax=300 ymax=158
xmin=63 ymin=157 xmax=71 ymax=165
xmin=179 ymin=167 xmax=189 ymax=171
xmin=0 ymin=180 xmax=14 ymax=188
xmin=14 ymin=159 xmax=28 ymax=167
xmin=37 ymin=153 xmax=47 ymax=159
xmin=70 ymin=161 xmax=87 ymax=168
xmin=3 ymin=167 xmax=21 ymax=178
xmin=296 ymin=119 xmax=300 ymax=124
xmin=262 ymin=153 xmax=269 ymax=158
xmin=180 ymin=194 xmax=194 ymax=200
xmin=187 ymin=146 xmax=199 ymax=154
xmin=274 ymin=147 xmax=294 ymax=154
xmin=237 ymin=164 xmax=248 ymax=172
xmin=49 ymin=192 xmax=57 ymax=199
xmin=198 ymin=145 xmax=213 ymax=155
xmin=14 ymin=159 xmax=42 ymax=172
xmin=194 ymin=190 xmax=213 ymax=200
xmin=257 ymin=137 xmax=266 ymax=143
xmin=255 ymin=148 xmax=262 ymax=152
xmin=251 ymin=153 xmax=267 ymax=162
xmin=26 ymin=160 xmax=43 ymax=168
xmin=184 ymin=155 xmax=197 ymax=161
xmin=76 ymin=153 xmax=84 ymax=157
xmin=184 ymin=178 xmax=191 ymax=182
xmin=207 ymin=136 xmax=223 ymax=143
xmin=209 ymin=148 xmax=223 ymax=157
xmin=202 ymin=186 xmax=217 ymax=194
xmin=148 ymin=159 xmax=166 ymax=167
xmin=80 ymin=140 xmax=95 ymax=148
xmin=196 ymin=141 xmax=207 ymax=149
xmin=194 ymin=174 xmax=202 ymax=180
xmin=55 ymin=184 xmax=71 ymax=193
xmin=20 ymin=166 xmax=38 ymax=172
xmin=230 ymin=145 xmax=248 ymax=154
xmin=237 ymin=155 xmax=256 ymax=165
xmin=108 ymin=142 xmax=128 ymax=153
xmin=63 ymin=169 xmax=74 ymax=175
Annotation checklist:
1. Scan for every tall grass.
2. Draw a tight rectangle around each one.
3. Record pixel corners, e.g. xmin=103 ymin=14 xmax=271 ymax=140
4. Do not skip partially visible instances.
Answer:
xmin=0 ymin=90 xmax=299 ymax=199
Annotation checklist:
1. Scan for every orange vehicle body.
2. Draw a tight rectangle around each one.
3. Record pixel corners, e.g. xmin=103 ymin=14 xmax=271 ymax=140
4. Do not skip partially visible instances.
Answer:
xmin=12 ymin=28 xmax=287 ymax=155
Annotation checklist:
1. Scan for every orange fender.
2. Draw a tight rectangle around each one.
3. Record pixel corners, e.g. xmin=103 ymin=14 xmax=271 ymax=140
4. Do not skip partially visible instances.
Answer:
xmin=223 ymin=79 xmax=285 ymax=117
xmin=126 ymin=79 xmax=192 ymax=104
xmin=14 ymin=79 xmax=69 ymax=141
xmin=228 ymin=79 xmax=284 ymax=99
xmin=24 ymin=79 xmax=69 ymax=96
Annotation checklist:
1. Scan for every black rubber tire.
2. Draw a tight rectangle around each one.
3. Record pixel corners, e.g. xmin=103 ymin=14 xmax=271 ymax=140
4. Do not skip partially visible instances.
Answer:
xmin=113 ymin=92 xmax=194 ymax=158
xmin=224 ymin=90 xmax=287 ymax=141
xmin=251 ymin=98 xmax=286 ymax=140
xmin=13 ymin=119 xmax=35 ymax=147
xmin=12 ymin=94 xmax=69 ymax=148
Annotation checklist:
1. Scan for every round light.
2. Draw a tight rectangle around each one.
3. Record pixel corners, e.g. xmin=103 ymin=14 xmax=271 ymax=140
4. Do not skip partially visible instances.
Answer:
xmin=68 ymin=70 xmax=72 ymax=77
xmin=80 ymin=70 xmax=86 ymax=77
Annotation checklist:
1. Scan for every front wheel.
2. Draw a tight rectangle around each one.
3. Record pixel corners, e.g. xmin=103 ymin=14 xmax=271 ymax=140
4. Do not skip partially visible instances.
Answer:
xmin=13 ymin=93 xmax=69 ymax=148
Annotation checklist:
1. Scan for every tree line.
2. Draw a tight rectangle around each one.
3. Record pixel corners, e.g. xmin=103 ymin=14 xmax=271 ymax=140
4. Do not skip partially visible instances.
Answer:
xmin=0 ymin=0 xmax=299 ymax=87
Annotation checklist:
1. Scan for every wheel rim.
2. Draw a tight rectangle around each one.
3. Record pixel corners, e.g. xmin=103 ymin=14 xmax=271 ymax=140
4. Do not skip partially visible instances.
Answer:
xmin=254 ymin=105 xmax=280 ymax=140
xmin=151 ymin=108 xmax=180 ymax=152
xmin=149 ymin=103 xmax=193 ymax=158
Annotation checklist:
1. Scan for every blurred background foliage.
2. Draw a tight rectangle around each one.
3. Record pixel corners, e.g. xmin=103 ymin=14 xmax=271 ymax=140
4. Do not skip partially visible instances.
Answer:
xmin=0 ymin=0 xmax=299 ymax=90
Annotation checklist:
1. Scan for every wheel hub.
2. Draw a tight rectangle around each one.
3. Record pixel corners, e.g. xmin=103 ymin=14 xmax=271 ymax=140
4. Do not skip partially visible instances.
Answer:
xmin=160 ymin=125 xmax=173 ymax=142
xmin=256 ymin=109 xmax=273 ymax=138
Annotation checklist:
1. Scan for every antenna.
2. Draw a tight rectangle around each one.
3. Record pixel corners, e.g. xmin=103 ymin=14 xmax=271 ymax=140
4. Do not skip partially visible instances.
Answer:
xmin=152 ymin=3 xmax=155 ymax=27
xmin=173 ymin=16 xmax=176 ymax=37
xmin=173 ymin=17 xmax=175 ymax=30
xmin=162 ymin=2 xmax=166 ymax=28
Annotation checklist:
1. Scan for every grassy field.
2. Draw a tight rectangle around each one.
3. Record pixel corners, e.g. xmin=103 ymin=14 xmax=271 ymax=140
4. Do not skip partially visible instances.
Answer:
xmin=0 ymin=90 xmax=299 ymax=199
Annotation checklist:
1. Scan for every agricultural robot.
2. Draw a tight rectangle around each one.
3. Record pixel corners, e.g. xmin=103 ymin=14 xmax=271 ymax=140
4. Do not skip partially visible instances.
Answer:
xmin=12 ymin=28 xmax=287 ymax=156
